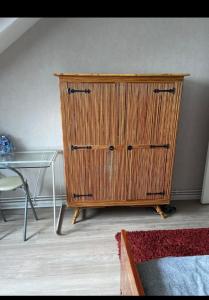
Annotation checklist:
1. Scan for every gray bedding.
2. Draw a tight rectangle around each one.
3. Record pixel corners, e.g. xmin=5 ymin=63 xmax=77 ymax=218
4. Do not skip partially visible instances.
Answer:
xmin=136 ymin=255 xmax=209 ymax=296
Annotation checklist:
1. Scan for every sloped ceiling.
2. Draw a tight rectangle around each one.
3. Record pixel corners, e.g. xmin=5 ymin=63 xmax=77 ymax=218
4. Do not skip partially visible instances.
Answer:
xmin=0 ymin=18 xmax=40 ymax=55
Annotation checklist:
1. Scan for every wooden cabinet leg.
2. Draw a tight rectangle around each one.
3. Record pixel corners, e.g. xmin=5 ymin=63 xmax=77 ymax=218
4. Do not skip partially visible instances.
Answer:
xmin=72 ymin=208 xmax=80 ymax=224
xmin=154 ymin=205 xmax=167 ymax=219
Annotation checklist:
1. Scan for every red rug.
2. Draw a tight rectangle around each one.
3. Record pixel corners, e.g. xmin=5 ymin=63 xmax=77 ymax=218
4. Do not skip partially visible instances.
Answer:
xmin=115 ymin=228 xmax=209 ymax=263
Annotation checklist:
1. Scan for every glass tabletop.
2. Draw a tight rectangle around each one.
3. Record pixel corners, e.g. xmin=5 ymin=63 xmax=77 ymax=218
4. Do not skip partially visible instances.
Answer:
xmin=0 ymin=150 xmax=58 ymax=168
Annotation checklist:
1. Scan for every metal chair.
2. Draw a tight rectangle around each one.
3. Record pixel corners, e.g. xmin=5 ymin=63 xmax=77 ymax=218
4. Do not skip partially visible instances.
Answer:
xmin=0 ymin=167 xmax=38 ymax=241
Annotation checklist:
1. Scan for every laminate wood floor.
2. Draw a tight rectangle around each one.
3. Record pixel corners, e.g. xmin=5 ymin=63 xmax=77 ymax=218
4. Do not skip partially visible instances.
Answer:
xmin=0 ymin=200 xmax=209 ymax=295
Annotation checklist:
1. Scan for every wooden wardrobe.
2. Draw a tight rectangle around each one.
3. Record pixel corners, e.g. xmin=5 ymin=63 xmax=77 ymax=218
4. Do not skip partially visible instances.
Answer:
xmin=55 ymin=73 xmax=189 ymax=223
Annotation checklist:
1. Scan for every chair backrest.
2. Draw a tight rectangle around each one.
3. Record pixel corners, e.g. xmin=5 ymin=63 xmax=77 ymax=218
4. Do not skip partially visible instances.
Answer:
xmin=0 ymin=168 xmax=25 ymax=189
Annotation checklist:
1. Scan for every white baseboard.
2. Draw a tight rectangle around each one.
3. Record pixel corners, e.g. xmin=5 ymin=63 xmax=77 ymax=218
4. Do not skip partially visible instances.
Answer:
xmin=171 ymin=190 xmax=202 ymax=201
xmin=0 ymin=195 xmax=65 ymax=210
xmin=0 ymin=189 xmax=202 ymax=210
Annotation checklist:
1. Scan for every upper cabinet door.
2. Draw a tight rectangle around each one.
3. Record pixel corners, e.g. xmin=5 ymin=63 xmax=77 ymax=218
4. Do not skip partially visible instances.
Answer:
xmin=125 ymin=82 xmax=182 ymax=146
xmin=62 ymin=83 xmax=126 ymax=145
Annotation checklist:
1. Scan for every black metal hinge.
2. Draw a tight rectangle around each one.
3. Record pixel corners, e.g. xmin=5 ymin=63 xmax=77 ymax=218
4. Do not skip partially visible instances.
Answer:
xmin=154 ymin=88 xmax=175 ymax=94
xmin=147 ymin=192 xmax=165 ymax=196
xmin=71 ymin=145 xmax=92 ymax=151
xmin=68 ymin=88 xmax=91 ymax=94
xmin=73 ymin=194 xmax=93 ymax=198
xmin=150 ymin=144 xmax=169 ymax=149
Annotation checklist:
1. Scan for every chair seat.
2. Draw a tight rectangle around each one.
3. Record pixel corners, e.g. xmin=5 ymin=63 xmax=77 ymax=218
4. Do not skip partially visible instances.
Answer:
xmin=0 ymin=176 xmax=23 ymax=191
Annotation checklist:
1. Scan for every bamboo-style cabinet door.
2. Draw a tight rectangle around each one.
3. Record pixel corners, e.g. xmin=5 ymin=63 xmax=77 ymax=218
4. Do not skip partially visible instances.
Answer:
xmin=67 ymin=148 xmax=127 ymax=203
xmin=63 ymin=83 xmax=126 ymax=145
xmin=125 ymin=82 xmax=182 ymax=201
xmin=125 ymin=82 xmax=182 ymax=145
xmin=61 ymin=82 xmax=127 ymax=204
xmin=126 ymin=146 xmax=169 ymax=201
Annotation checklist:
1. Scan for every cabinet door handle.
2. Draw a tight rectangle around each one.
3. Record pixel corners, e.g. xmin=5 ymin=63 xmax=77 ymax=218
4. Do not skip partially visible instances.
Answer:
xmin=154 ymin=88 xmax=175 ymax=94
xmin=109 ymin=145 xmax=115 ymax=151
xmin=127 ymin=145 xmax=133 ymax=150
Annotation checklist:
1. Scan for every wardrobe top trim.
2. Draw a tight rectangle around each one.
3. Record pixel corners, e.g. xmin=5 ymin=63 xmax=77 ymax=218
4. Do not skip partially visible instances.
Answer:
xmin=54 ymin=73 xmax=190 ymax=77
xmin=54 ymin=73 xmax=190 ymax=83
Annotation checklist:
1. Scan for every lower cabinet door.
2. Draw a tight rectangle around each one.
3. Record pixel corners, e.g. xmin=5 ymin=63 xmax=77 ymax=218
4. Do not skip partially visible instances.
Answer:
xmin=66 ymin=146 xmax=127 ymax=205
xmin=126 ymin=146 xmax=169 ymax=201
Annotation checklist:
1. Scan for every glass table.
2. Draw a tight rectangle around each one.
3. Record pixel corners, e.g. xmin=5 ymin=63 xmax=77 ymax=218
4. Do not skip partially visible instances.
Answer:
xmin=0 ymin=150 xmax=59 ymax=233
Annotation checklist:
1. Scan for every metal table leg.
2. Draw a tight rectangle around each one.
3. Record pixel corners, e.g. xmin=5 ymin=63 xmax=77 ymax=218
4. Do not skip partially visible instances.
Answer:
xmin=51 ymin=161 xmax=56 ymax=232
xmin=32 ymin=166 xmax=46 ymax=205
xmin=56 ymin=204 xmax=66 ymax=235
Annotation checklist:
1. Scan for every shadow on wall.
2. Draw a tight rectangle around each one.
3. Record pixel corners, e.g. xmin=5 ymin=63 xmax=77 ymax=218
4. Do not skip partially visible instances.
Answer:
xmin=172 ymin=78 xmax=209 ymax=191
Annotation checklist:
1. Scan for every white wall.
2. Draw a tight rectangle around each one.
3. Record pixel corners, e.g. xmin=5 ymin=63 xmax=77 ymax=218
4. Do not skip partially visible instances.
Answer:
xmin=0 ymin=18 xmax=209 ymax=204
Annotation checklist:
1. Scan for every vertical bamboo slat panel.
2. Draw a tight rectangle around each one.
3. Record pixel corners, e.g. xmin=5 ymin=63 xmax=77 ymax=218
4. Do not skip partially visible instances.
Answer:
xmin=125 ymin=82 xmax=182 ymax=202
xmin=62 ymin=82 xmax=127 ymax=204
xmin=125 ymin=82 xmax=182 ymax=145
xmin=65 ymin=83 xmax=123 ymax=145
